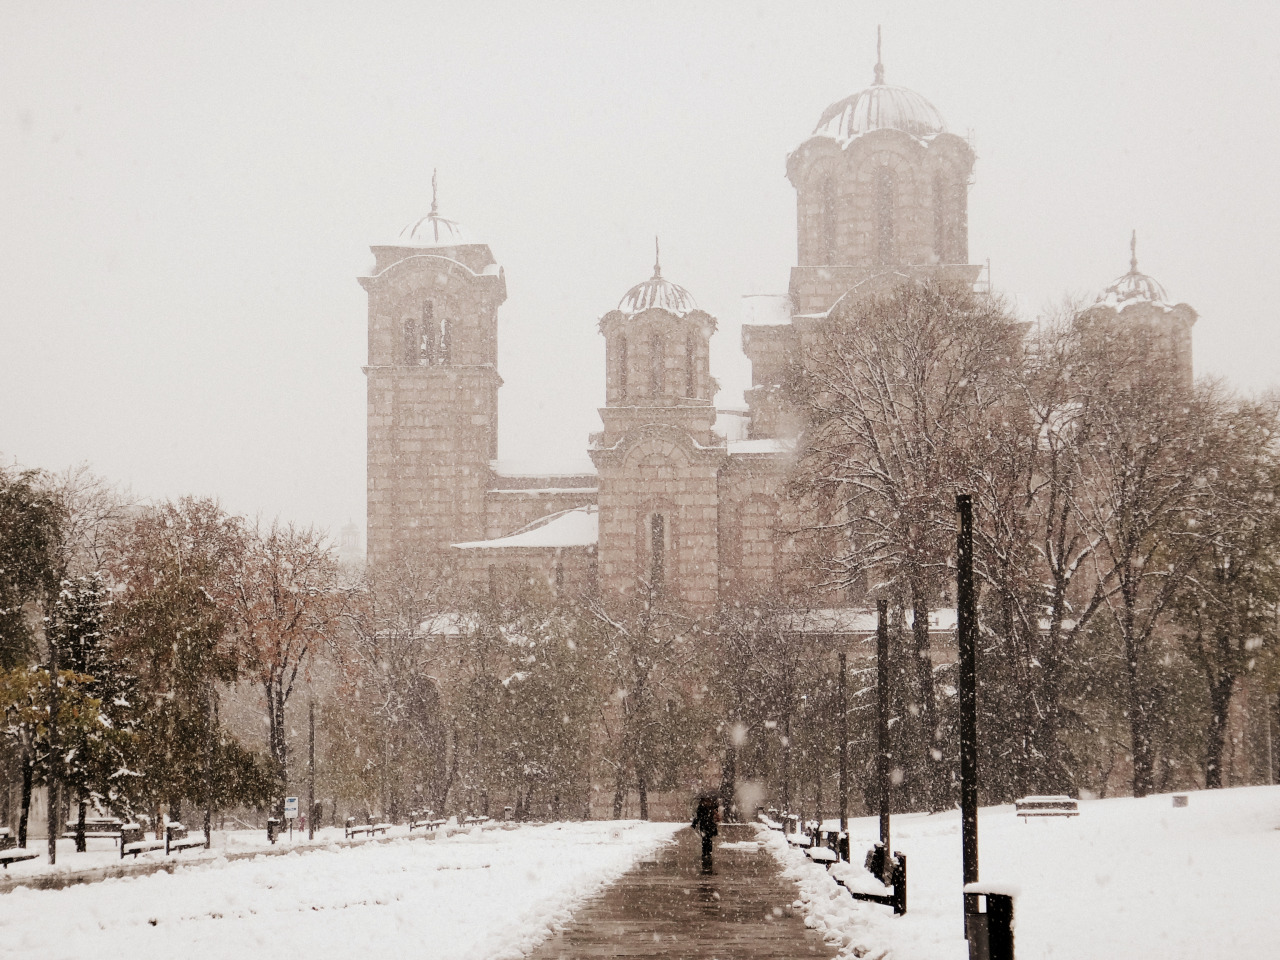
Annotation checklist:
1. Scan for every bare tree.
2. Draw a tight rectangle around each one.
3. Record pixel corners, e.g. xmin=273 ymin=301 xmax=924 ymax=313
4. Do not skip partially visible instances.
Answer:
xmin=1074 ymin=320 xmax=1217 ymax=797
xmin=584 ymin=587 xmax=703 ymax=820
xmin=1172 ymin=393 xmax=1280 ymax=787
xmin=712 ymin=593 xmax=827 ymax=817
xmin=331 ymin=554 xmax=456 ymax=820
xmin=792 ymin=278 xmax=1023 ymax=807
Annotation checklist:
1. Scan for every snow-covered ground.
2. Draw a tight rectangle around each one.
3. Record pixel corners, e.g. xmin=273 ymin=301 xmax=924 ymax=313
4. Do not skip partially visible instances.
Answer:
xmin=771 ymin=784 xmax=1280 ymax=960
xmin=0 ymin=822 xmax=436 ymax=886
xmin=0 ymin=820 xmax=679 ymax=960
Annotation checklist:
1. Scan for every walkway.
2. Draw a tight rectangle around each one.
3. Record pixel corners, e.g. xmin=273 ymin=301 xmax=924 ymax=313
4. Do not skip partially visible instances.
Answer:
xmin=529 ymin=825 xmax=837 ymax=960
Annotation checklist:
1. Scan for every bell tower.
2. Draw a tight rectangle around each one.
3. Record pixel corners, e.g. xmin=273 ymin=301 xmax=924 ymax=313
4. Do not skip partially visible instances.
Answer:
xmin=590 ymin=242 xmax=724 ymax=608
xmin=361 ymin=174 xmax=507 ymax=567
xmin=1088 ymin=231 xmax=1197 ymax=389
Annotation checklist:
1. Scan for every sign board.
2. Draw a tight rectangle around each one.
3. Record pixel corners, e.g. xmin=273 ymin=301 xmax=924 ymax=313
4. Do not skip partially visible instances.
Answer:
xmin=284 ymin=796 xmax=299 ymax=820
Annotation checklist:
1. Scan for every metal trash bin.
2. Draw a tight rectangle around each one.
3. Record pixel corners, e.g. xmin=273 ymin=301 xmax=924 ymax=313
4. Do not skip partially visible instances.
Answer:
xmin=267 ymin=817 xmax=281 ymax=844
xmin=964 ymin=888 xmax=1014 ymax=960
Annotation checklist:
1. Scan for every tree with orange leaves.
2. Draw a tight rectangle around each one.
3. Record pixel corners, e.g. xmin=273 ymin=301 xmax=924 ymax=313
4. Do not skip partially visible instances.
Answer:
xmin=230 ymin=522 xmax=343 ymax=816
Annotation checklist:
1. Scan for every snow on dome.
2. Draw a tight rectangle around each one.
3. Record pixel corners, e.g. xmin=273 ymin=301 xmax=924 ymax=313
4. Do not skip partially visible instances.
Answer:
xmin=812 ymin=38 xmax=946 ymax=146
xmin=1097 ymin=232 xmax=1171 ymax=310
xmin=814 ymin=83 xmax=947 ymax=145
xmin=399 ymin=212 xmax=466 ymax=246
xmin=396 ymin=169 xmax=469 ymax=247
xmin=617 ymin=238 xmax=698 ymax=317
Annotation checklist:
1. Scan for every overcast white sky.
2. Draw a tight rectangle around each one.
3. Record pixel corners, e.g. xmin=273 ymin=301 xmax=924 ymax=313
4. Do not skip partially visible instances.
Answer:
xmin=3 ymin=1 xmax=1279 ymax=543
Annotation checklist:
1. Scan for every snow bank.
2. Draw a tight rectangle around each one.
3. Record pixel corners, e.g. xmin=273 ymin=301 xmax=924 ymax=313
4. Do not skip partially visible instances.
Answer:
xmin=768 ymin=784 xmax=1280 ymax=960
xmin=0 ymin=820 xmax=679 ymax=960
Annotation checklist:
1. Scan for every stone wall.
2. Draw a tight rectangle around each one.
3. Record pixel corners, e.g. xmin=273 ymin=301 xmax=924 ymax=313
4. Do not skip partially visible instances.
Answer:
xmin=361 ymin=241 xmax=506 ymax=567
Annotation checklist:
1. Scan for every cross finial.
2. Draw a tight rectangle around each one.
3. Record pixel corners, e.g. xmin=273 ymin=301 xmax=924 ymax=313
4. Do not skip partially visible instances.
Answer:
xmin=430 ymin=168 xmax=439 ymax=217
xmin=1129 ymin=229 xmax=1138 ymax=273
xmin=873 ymin=25 xmax=885 ymax=85
xmin=654 ymin=235 xmax=662 ymax=278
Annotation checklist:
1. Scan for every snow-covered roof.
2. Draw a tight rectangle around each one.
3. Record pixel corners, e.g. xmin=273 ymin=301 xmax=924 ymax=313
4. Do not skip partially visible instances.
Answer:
xmin=789 ymin=607 xmax=958 ymax=635
xmin=812 ymin=63 xmax=946 ymax=147
xmin=490 ymin=458 xmax=597 ymax=479
xmin=713 ymin=408 xmax=751 ymax=443
xmin=453 ymin=506 xmax=598 ymax=551
xmin=616 ymin=240 xmax=698 ymax=318
xmin=727 ymin=438 xmax=795 ymax=457
xmin=741 ymin=294 xmax=793 ymax=326
xmin=618 ymin=273 xmax=698 ymax=318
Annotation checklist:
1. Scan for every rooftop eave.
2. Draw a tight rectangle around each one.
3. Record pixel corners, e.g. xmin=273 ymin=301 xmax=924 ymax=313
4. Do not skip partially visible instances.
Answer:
xmin=599 ymin=306 xmax=717 ymax=334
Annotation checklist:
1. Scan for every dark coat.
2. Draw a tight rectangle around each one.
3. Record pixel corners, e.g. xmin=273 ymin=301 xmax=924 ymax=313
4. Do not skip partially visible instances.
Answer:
xmin=692 ymin=796 xmax=719 ymax=837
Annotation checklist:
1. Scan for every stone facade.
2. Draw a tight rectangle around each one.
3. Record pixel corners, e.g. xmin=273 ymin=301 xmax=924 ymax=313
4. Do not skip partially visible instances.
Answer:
xmin=363 ymin=62 xmax=1195 ymax=607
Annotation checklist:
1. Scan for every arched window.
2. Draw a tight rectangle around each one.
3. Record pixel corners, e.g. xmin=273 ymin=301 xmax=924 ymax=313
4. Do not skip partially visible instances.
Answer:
xmin=402 ymin=317 xmax=417 ymax=365
xmin=875 ymin=165 xmax=896 ymax=265
xmin=617 ymin=334 xmax=628 ymax=401
xmin=821 ymin=175 xmax=838 ymax=263
xmin=932 ymin=173 xmax=966 ymax=264
xmin=420 ymin=301 xmax=437 ymax=363
xmin=685 ymin=333 xmax=697 ymax=399
xmin=649 ymin=513 xmax=665 ymax=592
xmin=649 ymin=333 xmax=664 ymax=399
xmin=439 ymin=315 xmax=451 ymax=364
xmin=933 ymin=172 xmax=947 ymax=262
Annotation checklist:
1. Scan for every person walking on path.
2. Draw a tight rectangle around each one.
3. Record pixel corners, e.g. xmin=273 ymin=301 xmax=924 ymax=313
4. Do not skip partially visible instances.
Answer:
xmin=692 ymin=792 xmax=719 ymax=872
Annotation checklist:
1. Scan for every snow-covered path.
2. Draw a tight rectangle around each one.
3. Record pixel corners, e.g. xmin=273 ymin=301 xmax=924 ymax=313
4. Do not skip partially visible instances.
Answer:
xmin=0 ymin=820 xmax=680 ymax=960
xmin=774 ymin=784 xmax=1280 ymax=960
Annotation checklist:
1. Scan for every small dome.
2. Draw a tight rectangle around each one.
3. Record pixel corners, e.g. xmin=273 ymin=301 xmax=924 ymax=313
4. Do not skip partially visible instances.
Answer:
xmin=396 ymin=170 xmax=468 ymax=246
xmin=617 ymin=240 xmax=698 ymax=317
xmin=1097 ymin=233 xmax=1170 ymax=309
xmin=398 ymin=212 xmax=466 ymax=246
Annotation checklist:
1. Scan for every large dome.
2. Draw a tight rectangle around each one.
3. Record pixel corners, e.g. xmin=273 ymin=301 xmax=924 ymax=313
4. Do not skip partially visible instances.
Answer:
xmin=812 ymin=53 xmax=946 ymax=146
xmin=617 ymin=241 xmax=698 ymax=317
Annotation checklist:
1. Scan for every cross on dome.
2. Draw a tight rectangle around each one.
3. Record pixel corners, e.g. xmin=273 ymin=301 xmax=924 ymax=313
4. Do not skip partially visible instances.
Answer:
xmin=874 ymin=25 xmax=885 ymax=85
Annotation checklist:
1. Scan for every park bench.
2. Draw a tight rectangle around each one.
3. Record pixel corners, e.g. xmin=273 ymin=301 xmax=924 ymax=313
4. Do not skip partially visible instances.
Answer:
xmin=165 ymin=822 xmax=206 ymax=855
xmin=829 ymin=844 xmax=908 ymax=916
xmin=1015 ymin=795 xmax=1079 ymax=820
xmin=408 ymin=817 xmax=447 ymax=833
xmin=0 ymin=831 xmax=37 ymax=869
xmin=756 ymin=812 xmax=784 ymax=831
xmin=462 ymin=815 xmax=491 ymax=827
xmin=344 ymin=818 xmax=392 ymax=839
xmin=0 ymin=849 xmax=38 ymax=869
xmin=805 ymin=845 xmax=839 ymax=864
xmin=119 ymin=823 xmax=166 ymax=859
xmin=63 ymin=817 xmax=125 ymax=847
xmin=803 ymin=822 xmax=849 ymax=863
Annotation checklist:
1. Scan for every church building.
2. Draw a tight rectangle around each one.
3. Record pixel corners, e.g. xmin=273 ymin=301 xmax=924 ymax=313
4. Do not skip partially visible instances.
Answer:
xmin=360 ymin=52 xmax=1196 ymax=606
